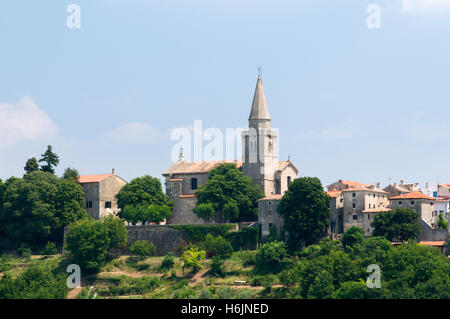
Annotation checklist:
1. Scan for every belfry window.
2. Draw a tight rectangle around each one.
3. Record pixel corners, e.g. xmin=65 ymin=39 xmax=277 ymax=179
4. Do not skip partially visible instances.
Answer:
xmin=191 ymin=177 xmax=198 ymax=190
xmin=287 ymin=176 xmax=292 ymax=187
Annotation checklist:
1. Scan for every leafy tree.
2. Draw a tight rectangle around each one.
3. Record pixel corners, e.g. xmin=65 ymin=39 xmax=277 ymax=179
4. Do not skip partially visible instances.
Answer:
xmin=331 ymin=281 xmax=375 ymax=299
xmin=277 ymin=177 xmax=330 ymax=250
xmin=0 ymin=171 xmax=88 ymax=248
xmin=24 ymin=157 xmax=39 ymax=175
xmin=120 ymin=205 xmax=141 ymax=225
xmin=63 ymin=167 xmax=79 ymax=180
xmin=144 ymin=204 xmax=171 ymax=224
xmin=203 ymin=234 xmax=233 ymax=259
xmin=103 ymin=215 xmax=128 ymax=249
xmin=161 ymin=253 xmax=175 ymax=270
xmin=193 ymin=203 xmax=216 ymax=223
xmin=256 ymin=241 xmax=287 ymax=273
xmin=0 ymin=265 xmax=67 ymax=299
xmin=41 ymin=242 xmax=57 ymax=255
xmin=210 ymin=257 xmax=226 ymax=277
xmin=437 ymin=213 xmax=448 ymax=230
xmin=342 ymin=226 xmax=364 ymax=249
xmin=116 ymin=175 xmax=172 ymax=210
xmin=307 ymin=270 xmax=334 ymax=299
xmin=195 ymin=163 xmax=265 ymax=222
xmin=182 ymin=246 xmax=206 ymax=274
xmin=372 ymin=208 xmax=421 ymax=241
xmin=129 ymin=240 xmax=156 ymax=259
xmin=65 ymin=218 xmax=111 ymax=272
xmin=39 ymin=145 xmax=60 ymax=174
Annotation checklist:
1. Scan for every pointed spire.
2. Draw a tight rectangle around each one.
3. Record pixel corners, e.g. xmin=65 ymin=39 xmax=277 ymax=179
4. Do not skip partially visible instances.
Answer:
xmin=249 ymin=74 xmax=270 ymax=121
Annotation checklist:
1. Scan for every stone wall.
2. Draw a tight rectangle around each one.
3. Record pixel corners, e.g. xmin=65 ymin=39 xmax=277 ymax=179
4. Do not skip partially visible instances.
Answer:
xmin=125 ymin=225 xmax=188 ymax=256
xmin=419 ymin=220 xmax=448 ymax=241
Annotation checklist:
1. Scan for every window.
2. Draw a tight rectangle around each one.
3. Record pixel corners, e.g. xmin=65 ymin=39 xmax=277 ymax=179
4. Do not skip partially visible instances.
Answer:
xmin=430 ymin=202 xmax=434 ymax=206
xmin=410 ymin=201 xmax=415 ymax=205
xmin=340 ymin=198 xmax=343 ymax=203
xmin=352 ymin=203 xmax=356 ymax=208
xmin=368 ymin=204 xmax=371 ymax=209
xmin=191 ymin=177 xmax=198 ymax=190
xmin=105 ymin=201 xmax=112 ymax=209
xmin=287 ymin=176 xmax=292 ymax=187
xmin=352 ymin=215 xmax=358 ymax=220
xmin=398 ymin=201 xmax=402 ymax=206
xmin=268 ymin=209 xmax=272 ymax=216
xmin=368 ymin=214 xmax=371 ymax=219
xmin=86 ymin=201 xmax=92 ymax=209
xmin=352 ymin=192 xmax=356 ymax=197
xmin=373 ymin=194 xmax=376 ymax=198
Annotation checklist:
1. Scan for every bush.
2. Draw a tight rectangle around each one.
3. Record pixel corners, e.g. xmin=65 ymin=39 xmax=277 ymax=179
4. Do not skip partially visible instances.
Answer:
xmin=203 ymin=234 xmax=233 ymax=259
xmin=182 ymin=246 xmax=206 ymax=275
xmin=226 ymin=227 xmax=259 ymax=251
xmin=209 ymin=257 xmax=226 ymax=277
xmin=161 ymin=253 xmax=175 ymax=270
xmin=65 ymin=218 xmax=111 ymax=272
xmin=255 ymin=241 xmax=287 ymax=273
xmin=250 ymin=274 xmax=278 ymax=288
xmin=129 ymin=240 xmax=156 ymax=259
xmin=42 ymin=242 xmax=57 ymax=255
xmin=17 ymin=244 xmax=32 ymax=258
xmin=103 ymin=215 xmax=128 ymax=249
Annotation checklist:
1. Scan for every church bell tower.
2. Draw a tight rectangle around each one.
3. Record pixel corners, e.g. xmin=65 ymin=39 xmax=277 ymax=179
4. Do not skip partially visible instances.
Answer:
xmin=241 ymin=74 xmax=279 ymax=196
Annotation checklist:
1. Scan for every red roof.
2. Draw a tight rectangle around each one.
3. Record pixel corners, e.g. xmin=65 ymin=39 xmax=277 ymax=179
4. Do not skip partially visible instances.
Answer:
xmin=179 ymin=194 xmax=195 ymax=198
xmin=78 ymin=174 xmax=113 ymax=183
xmin=390 ymin=191 xmax=435 ymax=200
xmin=419 ymin=241 xmax=446 ymax=246
xmin=260 ymin=195 xmax=283 ymax=200
xmin=327 ymin=190 xmax=342 ymax=198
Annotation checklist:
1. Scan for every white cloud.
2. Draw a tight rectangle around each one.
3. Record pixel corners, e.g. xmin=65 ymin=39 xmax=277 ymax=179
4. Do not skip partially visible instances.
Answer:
xmin=102 ymin=122 xmax=161 ymax=144
xmin=295 ymin=119 xmax=362 ymax=142
xmin=402 ymin=0 xmax=450 ymax=12
xmin=0 ymin=96 xmax=59 ymax=148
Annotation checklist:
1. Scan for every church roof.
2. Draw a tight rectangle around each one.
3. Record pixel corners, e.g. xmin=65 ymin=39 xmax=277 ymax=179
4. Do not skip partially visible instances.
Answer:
xmin=162 ymin=160 xmax=242 ymax=175
xmin=249 ymin=75 xmax=270 ymax=120
xmin=278 ymin=161 xmax=299 ymax=174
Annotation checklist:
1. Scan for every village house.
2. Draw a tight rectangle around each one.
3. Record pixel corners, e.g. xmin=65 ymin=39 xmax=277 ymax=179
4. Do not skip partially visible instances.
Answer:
xmin=383 ymin=179 xmax=419 ymax=198
xmin=390 ymin=192 xmax=436 ymax=228
xmin=78 ymin=169 xmax=127 ymax=219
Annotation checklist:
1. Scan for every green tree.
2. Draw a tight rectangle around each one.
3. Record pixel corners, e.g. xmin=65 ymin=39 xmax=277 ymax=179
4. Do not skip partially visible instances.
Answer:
xmin=195 ymin=163 xmax=265 ymax=222
xmin=182 ymin=246 xmax=206 ymax=275
xmin=372 ymin=208 xmax=421 ymax=241
xmin=65 ymin=218 xmax=111 ymax=272
xmin=63 ymin=167 xmax=79 ymax=180
xmin=129 ymin=240 xmax=156 ymax=259
xmin=0 ymin=171 xmax=88 ymax=248
xmin=193 ymin=203 xmax=216 ymax=223
xmin=116 ymin=175 xmax=172 ymax=210
xmin=144 ymin=203 xmax=171 ymax=224
xmin=203 ymin=234 xmax=233 ymax=259
xmin=342 ymin=226 xmax=364 ymax=249
xmin=39 ymin=145 xmax=60 ymax=174
xmin=277 ymin=177 xmax=330 ymax=250
xmin=307 ymin=270 xmax=334 ymax=299
xmin=103 ymin=215 xmax=128 ymax=249
xmin=256 ymin=240 xmax=287 ymax=272
xmin=24 ymin=157 xmax=39 ymax=175
xmin=437 ymin=213 xmax=448 ymax=230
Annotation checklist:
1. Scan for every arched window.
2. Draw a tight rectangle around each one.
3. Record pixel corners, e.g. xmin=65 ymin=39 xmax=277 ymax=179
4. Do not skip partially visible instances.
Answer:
xmin=287 ymin=176 xmax=292 ymax=187
xmin=191 ymin=177 xmax=198 ymax=190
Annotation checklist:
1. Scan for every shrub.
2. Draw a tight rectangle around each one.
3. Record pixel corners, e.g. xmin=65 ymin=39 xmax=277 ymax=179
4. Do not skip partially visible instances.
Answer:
xmin=255 ymin=241 xmax=287 ymax=273
xmin=182 ymin=246 xmax=206 ymax=274
xmin=209 ymin=257 xmax=226 ymax=277
xmin=103 ymin=215 xmax=128 ymax=249
xmin=129 ymin=240 xmax=156 ymax=259
xmin=216 ymin=286 xmax=232 ymax=299
xmin=203 ymin=234 xmax=232 ymax=259
xmin=42 ymin=242 xmax=57 ymax=255
xmin=17 ymin=244 xmax=32 ymax=258
xmin=161 ymin=253 xmax=175 ymax=270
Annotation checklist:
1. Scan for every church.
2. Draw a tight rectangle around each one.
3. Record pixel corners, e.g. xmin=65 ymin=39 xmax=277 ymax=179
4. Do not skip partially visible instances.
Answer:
xmin=162 ymin=74 xmax=298 ymax=225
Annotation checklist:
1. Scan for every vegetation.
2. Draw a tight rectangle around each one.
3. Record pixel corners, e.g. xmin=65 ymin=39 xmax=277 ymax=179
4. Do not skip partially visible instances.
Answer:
xmin=193 ymin=203 xmax=216 ymax=223
xmin=437 ymin=213 xmax=448 ymax=230
xmin=129 ymin=240 xmax=156 ymax=259
xmin=62 ymin=167 xmax=79 ymax=180
xmin=0 ymin=170 xmax=88 ymax=250
xmin=24 ymin=157 xmax=39 ymax=175
xmin=202 ymin=234 xmax=233 ymax=259
xmin=277 ymin=177 xmax=331 ymax=251
xmin=371 ymin=208 xmax=421 ymax=241
xmin=195 ymin=163 xmax=265 ymax=222
xmin=39 ymin=145 xmax=60 ymax=174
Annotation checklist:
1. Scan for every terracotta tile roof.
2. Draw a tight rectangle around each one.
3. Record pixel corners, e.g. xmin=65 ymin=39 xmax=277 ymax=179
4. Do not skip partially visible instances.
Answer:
xmin=419 ymin=241 xmax=446 ymax=246
xmin=327 ymin=190 xmax=342 ymax=198
xmin=179 ymin=194 xmax=195 ymax=198
xmin=78 ymin=174 xmax=113 ymax=183
xmin=278 ymin=161 xmax=299 ymax=174
xmin=341 ymin=187 xmax=388 ymax=194
xmin=163 ymin=160 xmax=242 ymax=175
xmin=390 ymin=191 xmax=435 ymax=200
xmin=169 ymin=178 xmax=184 ymax=182
xmin=362 ymin=207 xmax=392 ymax=213
xmin=259 ymin=195 xmax=282 ymax=200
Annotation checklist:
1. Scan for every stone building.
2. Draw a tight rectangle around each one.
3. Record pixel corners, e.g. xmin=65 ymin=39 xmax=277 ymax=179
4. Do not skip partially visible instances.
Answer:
xmin=437 ymin=184 xmax=450 ymax=198
xmin=434 ymin=198 xmax=450 ymax=223
xmin=78 ymin=169 xmax=127 ymax=219
xmin=163 ymin=74 xmax=298 ymax=226
xmin=327 ymin=179 xmax=390 ymax=236
xmin=390 ymin=192 xmax=436 ymax=228
xmin=258 ymin=195 xmax=283 ymax=238
xmin=383 ymin=179 xmax=419 ymax=198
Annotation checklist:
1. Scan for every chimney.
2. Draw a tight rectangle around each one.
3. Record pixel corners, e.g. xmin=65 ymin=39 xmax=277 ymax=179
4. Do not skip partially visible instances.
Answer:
xmin=400 ymin=179 xmax=404 ymax=186
xmin=376 ymin=182 xmax=380 ymax=189
xmin=394 ymin=182 xmax=397 ymax=187
xmin=112 ymin=168 xmax=116 ymax=175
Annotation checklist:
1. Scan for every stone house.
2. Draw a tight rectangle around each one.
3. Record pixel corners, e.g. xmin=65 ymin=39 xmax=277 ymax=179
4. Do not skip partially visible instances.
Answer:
xmin=258 ymin=195 xmax=283 ymax=238
xmin=327 ymin=190 xmax=344 ymax=235
xmin=437 ymin=184 xmax=450 ymax=198
xmin=383 ymin=179 xmax=419 ymax=198
xmin=78 ymin=169 xmax=127 ymax=219
xmin=390 ymin=192 xmax=436 ymax=228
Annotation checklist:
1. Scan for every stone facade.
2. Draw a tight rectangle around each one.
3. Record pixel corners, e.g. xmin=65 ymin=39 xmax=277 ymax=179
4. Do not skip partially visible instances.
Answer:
xmin=383 ymin=180 xmax=419 ymax=198
xmin=327 ymin=190 xmax=344 ymax=234
xmin=258 ymin=195 xmax=283 ymax=238
xmin=390 ymin=192 xmax=436 ymax=228
xmin=78 ymin=169 xmax=127 ymax=219
xmin=438 ymin=184 xmax=450 ymax=198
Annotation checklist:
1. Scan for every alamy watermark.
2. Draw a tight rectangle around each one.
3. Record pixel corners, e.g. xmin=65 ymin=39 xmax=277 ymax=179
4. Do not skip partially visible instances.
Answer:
xmin=366 ymin=264 xmax=381 ymax=288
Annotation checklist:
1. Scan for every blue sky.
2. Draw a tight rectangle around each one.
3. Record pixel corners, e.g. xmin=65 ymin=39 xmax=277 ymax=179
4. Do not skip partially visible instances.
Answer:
xmin=1 ymin=0 xmax=450 ymax=190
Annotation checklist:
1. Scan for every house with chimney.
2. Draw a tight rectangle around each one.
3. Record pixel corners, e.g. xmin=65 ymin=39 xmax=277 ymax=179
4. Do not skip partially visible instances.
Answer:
xmin=78 ymin=169 xmax=127 ymax=219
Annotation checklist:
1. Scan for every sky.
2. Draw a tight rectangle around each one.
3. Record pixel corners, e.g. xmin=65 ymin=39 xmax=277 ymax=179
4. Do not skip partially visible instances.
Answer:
xmin=1 ymin=0 xmax=450 ymax=190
